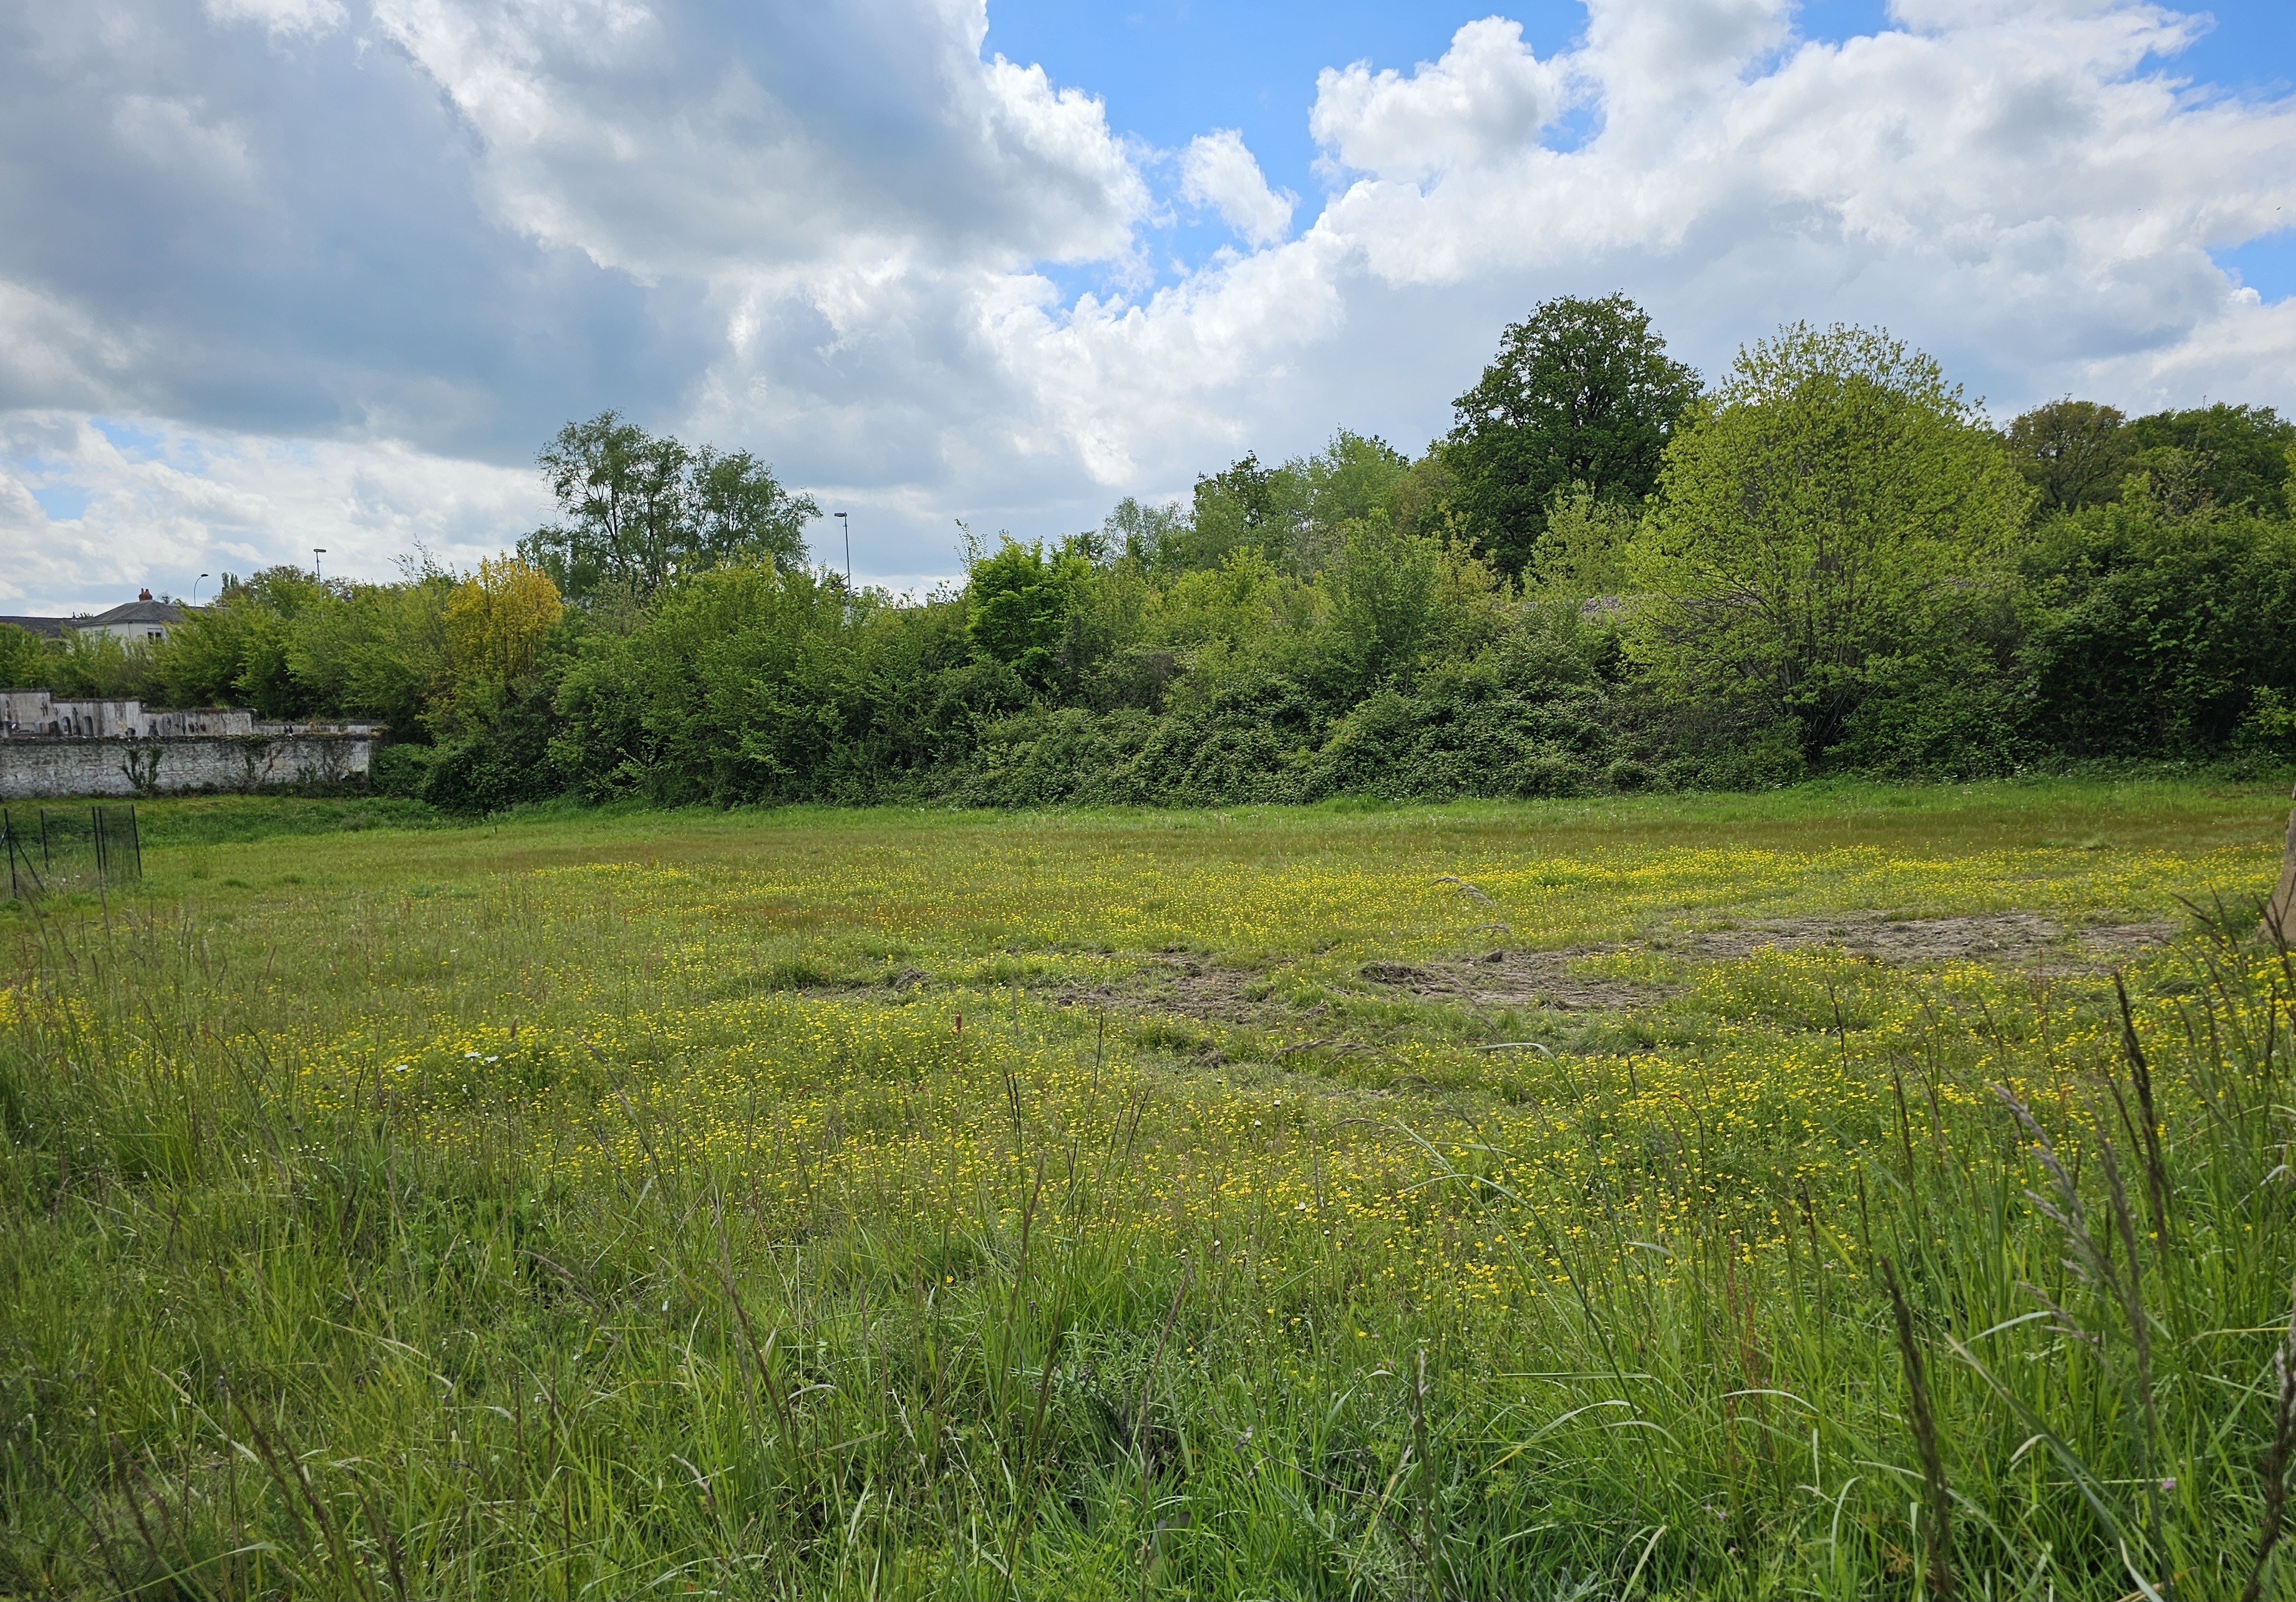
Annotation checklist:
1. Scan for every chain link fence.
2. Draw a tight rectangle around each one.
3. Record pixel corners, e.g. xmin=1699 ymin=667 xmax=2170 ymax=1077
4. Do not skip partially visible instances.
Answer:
xmin=2 ymin=804 xmax=142 ymax=901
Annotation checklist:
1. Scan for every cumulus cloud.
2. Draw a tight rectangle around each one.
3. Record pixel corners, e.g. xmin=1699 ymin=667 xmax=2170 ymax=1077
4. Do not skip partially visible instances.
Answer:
xmin=1179 ymin=130 xmax=1296 ymax=248
xmin=1310 ymin=17 xmax=1565 ymax=184
xmin=0 ymin=412 xmax=546 ymax=609
xmin=3 ymin=0 xmax=2295 ymax=611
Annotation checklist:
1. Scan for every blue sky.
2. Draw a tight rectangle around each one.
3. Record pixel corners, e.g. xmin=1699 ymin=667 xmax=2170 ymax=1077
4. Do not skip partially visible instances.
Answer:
xmin=3 ymin=0 xmax=2295 ymax=609
xmin=987 ymin=0 xmax=2296 ymax=301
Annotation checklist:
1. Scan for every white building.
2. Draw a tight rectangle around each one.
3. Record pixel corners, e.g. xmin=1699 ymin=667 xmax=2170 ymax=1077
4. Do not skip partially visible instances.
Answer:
xmin=0 ymin=591 xmax=190 ymax=647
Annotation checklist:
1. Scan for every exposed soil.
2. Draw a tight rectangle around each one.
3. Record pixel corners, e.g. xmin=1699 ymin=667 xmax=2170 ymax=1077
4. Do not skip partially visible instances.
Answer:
xmin=1048 ymin=955 xmax=1305 ymax=1026
xmin=1348 ymin=912 xmax=2182 ymax=1013
xmin=1357 ymin=949 xmax=1664 ymax=1013
xmin=1665 ymin=911 xmax=2176 ymax=968
xmin=1035 ymin=912 xmax=2181 ymax=1030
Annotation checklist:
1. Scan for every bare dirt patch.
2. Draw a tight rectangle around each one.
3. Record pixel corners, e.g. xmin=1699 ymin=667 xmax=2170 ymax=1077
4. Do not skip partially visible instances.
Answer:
xmin=1359 ymin=948 xmax=1664 ymax=1013
xmin=1669 ymin=912 xmax=2176 ymax=967
xmin=1049 ymin=955 xmax=1305 ymax=1026
xmin=1348 ymin=912 xmax=2183 ymax=1014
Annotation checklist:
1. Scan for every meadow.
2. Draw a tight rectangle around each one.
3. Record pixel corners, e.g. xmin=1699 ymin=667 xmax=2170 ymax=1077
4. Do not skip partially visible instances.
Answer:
xmin=3 ymin=777 xmax=2294 ymax=1599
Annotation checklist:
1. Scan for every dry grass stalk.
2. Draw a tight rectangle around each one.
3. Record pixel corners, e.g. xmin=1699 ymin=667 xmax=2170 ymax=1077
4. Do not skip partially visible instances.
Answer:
xmin=2113 ymin=973 xmax=2171 ymax=1242
xmin=2242 ymin=1281 xmax=2296 ymax=1602
xmin=1882 ymin=1256 xmax=1955 ymax=1602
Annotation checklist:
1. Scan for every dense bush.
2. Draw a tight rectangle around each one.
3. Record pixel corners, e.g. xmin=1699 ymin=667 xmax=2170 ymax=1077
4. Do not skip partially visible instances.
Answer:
xmin=2019 ymin=497 xmax=2296 ymax=758
xmin=12 ymin=309 xmax=2292 ymax=808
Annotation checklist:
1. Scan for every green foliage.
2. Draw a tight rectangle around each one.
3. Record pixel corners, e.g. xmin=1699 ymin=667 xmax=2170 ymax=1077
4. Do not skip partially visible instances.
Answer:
xmin=46 ymin=630 xmax=163 ymax=702
xmin=1163 ymin=430 xmax=1415 ymax=577
xmin=2128 ymin=401 xmax=2294 ymax=516
xmin=1525 ymin=485 xmax=1638 ymax=601
xmin=2004 ymin=397 xmax=2133 ymax=513
xmin=519 ymin=412 xmax=819 ymax=602
xmin=1303 ymin=613 xmax=1614 ymax=800
xmin=76 ymin=326 xmax=2295 ymax=809
xmin=1446 ymin=292 xmax=1700 ymax=577
xmin=0 ymin=623 xmax=47 ymax=688
xmin=156 ymin=567 xmax=331 ymax=717
xmin=1627 ymin=322 xmax=2033 ymax=759
xmin=966 ymin=537 xmax=1095 ymax=692
xmin=2018 ymin=497 xmax=2296 ymax=758
xmin=552 ymin=565 xmax=928 ymax=805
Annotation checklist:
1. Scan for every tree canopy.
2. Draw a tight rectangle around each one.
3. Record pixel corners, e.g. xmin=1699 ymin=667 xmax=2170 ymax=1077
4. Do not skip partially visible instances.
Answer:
xmin=518 ymin=412 xmax=818 ymax=602
xmin=1627 ymin=322 xmax=2033 ymax=755
xmin=1445 ymin=292 xmax=1700 ymax=579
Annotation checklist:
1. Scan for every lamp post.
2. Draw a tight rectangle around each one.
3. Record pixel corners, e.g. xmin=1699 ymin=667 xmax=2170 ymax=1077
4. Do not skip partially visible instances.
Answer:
xmin=192 ymin=572 xmax=209 ymax=607
xmin=833 ymin=513 xmax=850 ymax=586
xmin=313 ymin=548 xmax=327 ymax=584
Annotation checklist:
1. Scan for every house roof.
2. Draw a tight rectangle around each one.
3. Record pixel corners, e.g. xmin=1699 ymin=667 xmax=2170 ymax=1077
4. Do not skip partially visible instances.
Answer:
xmin=0 ymin=600 xmax=190 ymax=637
xmin=84 ymin=599 xmax=184 ymax=627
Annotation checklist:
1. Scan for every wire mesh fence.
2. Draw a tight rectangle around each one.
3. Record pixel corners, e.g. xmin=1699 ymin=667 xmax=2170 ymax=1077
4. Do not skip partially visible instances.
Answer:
xmin=2 ymin=804 xmax=141 ymax=901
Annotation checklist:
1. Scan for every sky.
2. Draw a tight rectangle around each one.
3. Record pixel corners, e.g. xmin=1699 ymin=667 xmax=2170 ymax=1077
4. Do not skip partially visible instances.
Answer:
xmin=2 ymin=0 xmax=2294 ymax=612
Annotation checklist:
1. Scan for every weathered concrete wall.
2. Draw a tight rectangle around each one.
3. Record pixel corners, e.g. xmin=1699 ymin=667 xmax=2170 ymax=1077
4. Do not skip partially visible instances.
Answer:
xmin=2 ymin=693 xmax=266 ymax=738
xmin=0 ymin=735 xmax=375 ymax=799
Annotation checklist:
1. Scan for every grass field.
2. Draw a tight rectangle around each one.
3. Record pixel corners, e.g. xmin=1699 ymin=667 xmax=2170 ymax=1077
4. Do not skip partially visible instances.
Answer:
xmin=4 ymin=778 xmax=2295 ymax=1598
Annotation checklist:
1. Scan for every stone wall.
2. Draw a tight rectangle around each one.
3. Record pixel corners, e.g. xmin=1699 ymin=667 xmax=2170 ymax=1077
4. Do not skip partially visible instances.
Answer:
xmin=0 ymin=734 xmax=376 ymax=799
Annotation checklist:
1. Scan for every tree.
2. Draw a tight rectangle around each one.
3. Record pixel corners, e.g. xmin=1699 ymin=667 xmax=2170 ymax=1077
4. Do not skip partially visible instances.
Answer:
xmin=1627 ymin=322 xmax=2033 ymax=757
xmin=519 ymin=412 xmax=818 ymax=602
xmin=1446 ymin=292 xmax=1701 ymax=577
xmin=967 ymin=538 xmax=1094 ymax=693
xmin=446 ymin=557 xmax=564 ymax=687
xmin=2127 ymin=402 xmax=2295 ymax=516
xmin=2004 ymin=398 xmax=2131 ymax=513
xmin=690 ymin=446 xmax=815 ymax=572
xmin=0 ymin=623 xmax=48 ymax=688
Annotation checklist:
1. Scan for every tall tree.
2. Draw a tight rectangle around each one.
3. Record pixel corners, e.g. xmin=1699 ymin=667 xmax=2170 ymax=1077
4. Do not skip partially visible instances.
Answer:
xmin=1445 ymin=292 xmax=1701 ymax=577
xmin=1627 ymin=323 xmax=2032 ymax=756
xmin=520 ymin=413 xmax=818 ymax=602
xmin=2004 ymin=398 xmax=2131 ymax=513
xmin=2128 ymin=402 xmax=2295 ymax=516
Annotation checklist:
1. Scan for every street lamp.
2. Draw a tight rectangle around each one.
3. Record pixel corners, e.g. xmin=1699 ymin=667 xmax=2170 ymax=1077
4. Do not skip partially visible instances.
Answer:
xmin=192 ymin=572 xmax=209 ymax=607
xmin=833 ymin=513 xmax=850 ymax=585
xmin=313 ymin=548 xmax=327 ymax=584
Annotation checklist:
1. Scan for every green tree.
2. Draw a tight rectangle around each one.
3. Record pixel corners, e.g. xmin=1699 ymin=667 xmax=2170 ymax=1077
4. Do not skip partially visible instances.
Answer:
xmin=2004 ymin=398 xmax=2131 ymax=513
xmin=520 ymin=413 xmax=818 ymax=602
xmin=966 ymin=538 xmax=1094 ymax=693
xmin=1627 ymin=322 xmax=2033 ymax=757
xmin=690 ymin=446 xmax=816 ymax=572
xmin=1526 ymin=485 xmax=1638 ymax=601
xmin=1446 ymin=292 xmax=1700 ymax=577
xmin=154 ymin=567 xmax=327 ymax=717
xmin=2018 ymin=498 xmax=2296 ymax=756
xmin=0 ymin=623 xmax=49 ymax=688
xmin=2127 ymin=402 xmax=2295 ymax=515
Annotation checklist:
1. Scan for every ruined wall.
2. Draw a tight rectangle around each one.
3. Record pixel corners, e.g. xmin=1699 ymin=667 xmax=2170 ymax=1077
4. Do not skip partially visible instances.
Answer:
xmin=0 ymin=735 xmax=375 ymax=799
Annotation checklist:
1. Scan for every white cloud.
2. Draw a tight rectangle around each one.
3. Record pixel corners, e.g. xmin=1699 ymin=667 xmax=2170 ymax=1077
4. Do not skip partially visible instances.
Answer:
xmin=0 ymin=413 xmax=546 ymax=611
xmin=1310 ymin=17 xmax=1564 ymax=184
xmin=367 ymin=0 xmax=1151 ymax=280
xmin=1179 ymin=129 xmax=1296 ymax=248
xmin=203 ymin=0 xmax=348 ymax=39
xmin=6 ymin=0 xmax=2296 ymax=608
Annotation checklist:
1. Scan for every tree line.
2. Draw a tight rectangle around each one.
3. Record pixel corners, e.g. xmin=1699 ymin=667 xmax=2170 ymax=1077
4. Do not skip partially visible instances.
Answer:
xmin=6 ymin=297 xmax=2292 ymax=810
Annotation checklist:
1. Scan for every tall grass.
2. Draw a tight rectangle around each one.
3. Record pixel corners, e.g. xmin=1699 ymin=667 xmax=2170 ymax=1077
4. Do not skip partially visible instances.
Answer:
xmin=2 ymin=833 xmax=2294 ymax=1596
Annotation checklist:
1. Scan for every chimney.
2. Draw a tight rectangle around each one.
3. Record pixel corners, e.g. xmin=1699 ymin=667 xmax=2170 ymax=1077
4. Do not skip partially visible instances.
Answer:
xmin=138 ymin=588 xmax=153 ymax=601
